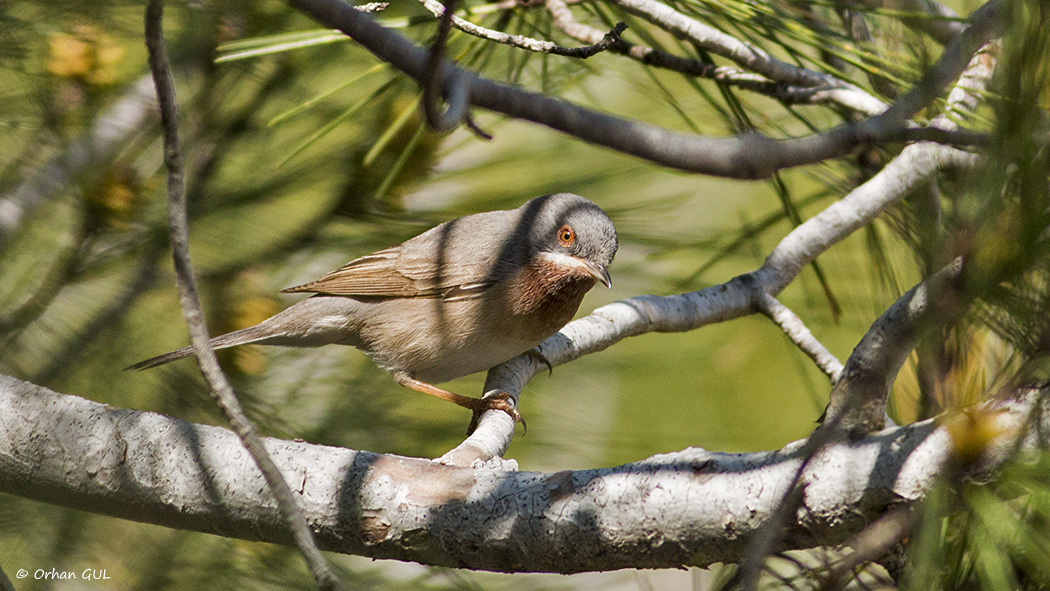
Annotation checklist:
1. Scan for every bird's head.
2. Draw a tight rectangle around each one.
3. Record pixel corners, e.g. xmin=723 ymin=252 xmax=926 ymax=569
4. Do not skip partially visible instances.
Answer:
xmin=523 ymin=193 xmax=618 ymax=288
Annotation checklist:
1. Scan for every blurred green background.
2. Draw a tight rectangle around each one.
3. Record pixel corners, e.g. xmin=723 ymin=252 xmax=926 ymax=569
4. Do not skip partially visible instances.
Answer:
xmin=0 ymin=0 xmax=1004 ymax=588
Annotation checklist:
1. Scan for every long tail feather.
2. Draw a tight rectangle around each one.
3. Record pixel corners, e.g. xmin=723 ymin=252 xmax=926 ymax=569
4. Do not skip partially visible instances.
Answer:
xmin=125 ymin=326 xmax=273 ymax=371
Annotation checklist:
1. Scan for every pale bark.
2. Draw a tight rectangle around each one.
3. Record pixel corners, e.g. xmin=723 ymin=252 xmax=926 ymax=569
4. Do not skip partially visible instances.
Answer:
xmin=0 ymin=374 xmax=1038 ymax=573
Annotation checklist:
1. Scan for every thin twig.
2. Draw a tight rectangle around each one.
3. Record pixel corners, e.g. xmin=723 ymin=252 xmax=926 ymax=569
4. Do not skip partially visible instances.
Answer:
xmin=757 ymin=293 xmax=844 ymax=382
xmin=464 ymin=112 xmax=494 ymax=139
xmin=417 ymin=0 xmax=624 ymax=58
xmin=423 ymin=0 xmax=468 ymax=131
xmin=144 ymin=2 xmax=343 ymax=590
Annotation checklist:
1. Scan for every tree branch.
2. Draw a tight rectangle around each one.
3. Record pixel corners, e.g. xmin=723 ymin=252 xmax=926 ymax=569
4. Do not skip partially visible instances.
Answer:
xmin=285 ymin=0 xmax=993 ymax=179
xmin=0 ymin=374 xmax=1040 ymax=573
xmin=823 ymin=258 xmax=965 ymax=436
xmin=543 ymin=0 xmax=871 ymax=111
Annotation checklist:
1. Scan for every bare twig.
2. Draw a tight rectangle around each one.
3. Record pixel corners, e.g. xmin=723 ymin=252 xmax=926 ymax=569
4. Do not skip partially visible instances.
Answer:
xmin=418 ymin=0 xmax=624 ymax=58
xmin=423 ymin=0 xmax=468 ymax=131
xmin=757 ymin=293 xmax=844 ymax=382
xmin=144 ymin=2 xmax=343 ymax=590
xmin=286 ymin=0 xmax=993 ymax=179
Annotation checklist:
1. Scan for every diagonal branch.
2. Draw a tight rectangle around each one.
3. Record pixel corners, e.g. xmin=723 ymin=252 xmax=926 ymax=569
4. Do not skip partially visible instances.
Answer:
xmin=823 ymin=258 xmax=965 ymax=436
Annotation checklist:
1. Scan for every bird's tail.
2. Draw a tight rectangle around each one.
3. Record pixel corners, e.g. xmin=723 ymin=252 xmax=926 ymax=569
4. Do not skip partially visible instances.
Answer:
xmin=125 ymin=326 xmax=275 ymax=371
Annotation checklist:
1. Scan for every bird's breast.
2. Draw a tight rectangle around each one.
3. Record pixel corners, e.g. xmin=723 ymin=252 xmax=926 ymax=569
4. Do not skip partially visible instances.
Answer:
xmin=508 ymin=257 xmax=598 ymax=339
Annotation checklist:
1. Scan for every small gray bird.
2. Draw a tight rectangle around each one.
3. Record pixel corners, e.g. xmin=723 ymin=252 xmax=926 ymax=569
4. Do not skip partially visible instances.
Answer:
xmin=130 ymin=193 xmax=618 ymax=429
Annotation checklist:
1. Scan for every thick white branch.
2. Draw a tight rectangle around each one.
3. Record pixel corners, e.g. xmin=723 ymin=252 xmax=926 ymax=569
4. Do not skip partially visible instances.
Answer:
xmin=0 ymin=374 xmax=1038 ymax=573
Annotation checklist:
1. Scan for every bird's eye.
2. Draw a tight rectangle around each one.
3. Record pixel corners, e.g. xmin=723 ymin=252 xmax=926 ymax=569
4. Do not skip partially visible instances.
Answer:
xmin=557 ymin=224 xmax=575 ymax=247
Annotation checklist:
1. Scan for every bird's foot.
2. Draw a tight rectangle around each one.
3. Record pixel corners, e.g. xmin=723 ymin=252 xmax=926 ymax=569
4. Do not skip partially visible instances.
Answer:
xmin=467 ymin=390 xmax=526 ymax=436
xmin=527 ymin=348 xmax=553 ymax=376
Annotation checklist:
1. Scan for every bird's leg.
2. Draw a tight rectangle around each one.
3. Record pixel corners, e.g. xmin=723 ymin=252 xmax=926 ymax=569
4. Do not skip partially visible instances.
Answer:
xmin=393 ymin=374 xmax=524 ymax=434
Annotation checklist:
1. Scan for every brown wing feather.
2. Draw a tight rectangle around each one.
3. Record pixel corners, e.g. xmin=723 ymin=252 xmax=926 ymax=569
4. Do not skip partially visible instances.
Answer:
xmin=281 ymin=246 xmax=499 ymax=298
xmin=281 ymin=248 xmax=434 ymax=297
xmin=283 ymin=209 xmax=521 ymax=298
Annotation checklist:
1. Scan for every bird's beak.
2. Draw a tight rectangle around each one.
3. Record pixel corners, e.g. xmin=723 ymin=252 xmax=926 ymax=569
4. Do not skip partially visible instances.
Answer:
xmin=584 ymin=260 xmax=612 ymax=289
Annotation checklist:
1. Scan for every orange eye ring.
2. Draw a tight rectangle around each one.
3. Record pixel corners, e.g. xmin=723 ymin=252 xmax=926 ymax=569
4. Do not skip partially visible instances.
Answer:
xmin=557 ymin=224 xmax=575 ymax=247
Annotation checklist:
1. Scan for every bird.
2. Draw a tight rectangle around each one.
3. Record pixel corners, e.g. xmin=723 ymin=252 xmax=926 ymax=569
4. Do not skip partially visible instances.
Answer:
xmin=129 ymin=193 xmax=618 ymax=431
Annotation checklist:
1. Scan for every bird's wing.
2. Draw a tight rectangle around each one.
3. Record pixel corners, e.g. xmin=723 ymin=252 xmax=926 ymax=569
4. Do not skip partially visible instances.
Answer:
xmin=281 ymin=247 xmax=434 ymax=296
xmin=282 ymin=214 xmax=519 ymax=298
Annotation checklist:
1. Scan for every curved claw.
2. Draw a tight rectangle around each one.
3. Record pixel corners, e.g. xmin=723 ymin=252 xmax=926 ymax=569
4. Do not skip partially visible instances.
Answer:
xmin=527 ymin=348 xmax=553 ymax=377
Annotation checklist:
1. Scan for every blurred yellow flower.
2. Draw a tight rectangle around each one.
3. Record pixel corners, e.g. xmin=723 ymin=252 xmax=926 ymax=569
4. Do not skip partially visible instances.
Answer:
xmin=47 ymin=25 xmax=125 ymax=86
xmin=85 ymin=162 xmax=140 ymax=228
xmin=944 ymin=407 xmax=1014 ymax=466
